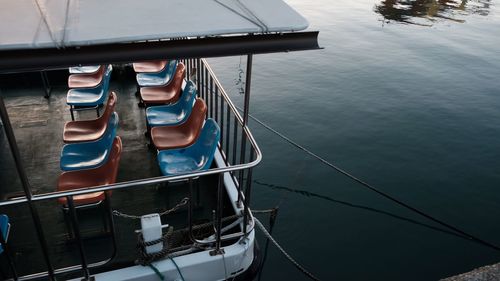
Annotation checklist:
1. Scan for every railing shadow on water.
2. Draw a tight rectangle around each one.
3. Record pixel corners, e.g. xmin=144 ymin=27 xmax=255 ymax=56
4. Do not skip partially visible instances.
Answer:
xmin=374 ymin=0 xmax=492 ymax=26
xmin=252 ymin=179 xmax=473 ymax=241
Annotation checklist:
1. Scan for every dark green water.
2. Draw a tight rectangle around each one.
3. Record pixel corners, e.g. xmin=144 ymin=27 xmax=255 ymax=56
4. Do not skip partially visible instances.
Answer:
xmin=211 ymin=0 xmax=500 ymax=280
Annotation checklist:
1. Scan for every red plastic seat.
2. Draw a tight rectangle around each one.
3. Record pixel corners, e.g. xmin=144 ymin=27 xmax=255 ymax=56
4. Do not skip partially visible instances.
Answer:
xmin=133 ymin=60 xmax=168 ymax=73
xmin=151 ymin=99 xmax=207 ymax=150
xmin=140 ymin=63 xmax=185 ymax=106
xmin=57 ymin=136 xmax=122 ymax=206
xmin=68 ymin=65 xmax=105 ymax=88
xmin=63 ymin=92 xmax=117 ymax=143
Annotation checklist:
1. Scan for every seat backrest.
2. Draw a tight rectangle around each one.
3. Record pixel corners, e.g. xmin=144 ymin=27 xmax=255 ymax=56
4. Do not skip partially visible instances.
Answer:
xmin=93 ymin=136 xmax=123 ymax=182
xmin=180 ymin=81 xmax=197 ymax=106
xmin=101 ymin=64 xmax=113 ymax=93
xmin=189 ymin=118 xmax=220 ymax=170
xmin=96 ymin=91 xmax=117 ymax=127
xmin=169 ymin=62 xmax=186 ymax=96
xmin=164 ymin=60 xmax=178 ymax=76
xmin=99 ymin=112 xmax=119 ymax=150
xmin=181 ymin=98 xmax=207 ymax=142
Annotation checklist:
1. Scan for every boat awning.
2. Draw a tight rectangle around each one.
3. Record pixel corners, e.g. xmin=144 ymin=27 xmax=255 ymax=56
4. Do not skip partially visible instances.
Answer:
xmin=0 ymin=0 xmax=320 ymax=73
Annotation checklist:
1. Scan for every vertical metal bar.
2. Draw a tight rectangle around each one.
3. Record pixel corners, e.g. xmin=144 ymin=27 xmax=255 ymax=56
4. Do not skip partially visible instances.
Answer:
xmin=210 ymin=76 xmax=214 ymax=119
xmin=215 ymin=84 xmax=219 ymax=123
xmin=242 ymin=54 xmax=253 ymax=125
xmin=196 ymin=59 xmax=201 ymax=93
xmin=215 ymin=173 xmax=224 ymax=254
xmin=104 ymin=192 xmax=118 ymax=260
xmin=187 ymin=178 xmax=197 ymax=243
xmin=40 ymin=71 xmax=51 ymax=99
xmin=204 ymin=68 xmax=209 ymax=110
xmin=232 ymin=115 xmax=238 ymax=166
xmin=0 ymin=96 xmax=56 ymax=280
xmin=200 ymin=62 xmax=204 ymax=100
xmin=225 ymin=103 xmax=230 ymax=160
xmin=200 ymin=63 xmax=204 ymax=101
xmin=66 ymin=196 xmax=90 ymax=280
xmin=219 ymin=88 xmax=224 ymax=151
xmin=243 ymin=149 xmax=254 ymax=236
xmin=238 ymin=54 xmax=253 ymax=207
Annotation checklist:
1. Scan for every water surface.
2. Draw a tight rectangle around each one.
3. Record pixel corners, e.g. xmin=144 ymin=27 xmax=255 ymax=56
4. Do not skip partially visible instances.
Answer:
xmin=210 ymin=0 xmax=500 ymax=280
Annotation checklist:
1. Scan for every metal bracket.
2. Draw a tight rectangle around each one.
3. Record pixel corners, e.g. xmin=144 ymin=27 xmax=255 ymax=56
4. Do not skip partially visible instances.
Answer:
xmin=209 ymin=248 xmax=225 ymax=256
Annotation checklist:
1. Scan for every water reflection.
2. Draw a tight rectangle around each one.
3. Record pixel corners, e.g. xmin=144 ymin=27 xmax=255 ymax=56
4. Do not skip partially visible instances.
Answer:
xmin=374 ymin=0 xmax=492 ymax=26
xmin=253 ymin=179 xmax=470 ymax=240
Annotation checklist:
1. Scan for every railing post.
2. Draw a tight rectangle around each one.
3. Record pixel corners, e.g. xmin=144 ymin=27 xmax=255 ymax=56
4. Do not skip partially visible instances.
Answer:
xmin=210 ymin=173 xmax=225 ymax=255
xmin=243 ymin=150 xmax=254 ymax=237
xmin=66 ymin=196 xmax=91 ymax=280
xmin=0 ymin=95 xmax=56 ymax=280
xmin=238 ymin=54 xmax=253 ymax=206
xmin=187 ymin=178 xmax=197 ymax=244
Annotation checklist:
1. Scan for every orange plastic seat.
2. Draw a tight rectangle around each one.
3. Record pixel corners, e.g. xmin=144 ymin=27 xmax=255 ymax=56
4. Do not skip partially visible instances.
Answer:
xmin=63 ymin=92 xmax=117 ymax=143
xmin=140 ymin=63 xmax=185 ymax=106
xmin=57 ymin=136 xmax=122 ymax=206
xmin=133 ymin=60 xmax=168 ymax=73
xmin=151 ymin=99 xmax=207 ymax=150
xmin=68 ymin=65 xmax=106 ymax=88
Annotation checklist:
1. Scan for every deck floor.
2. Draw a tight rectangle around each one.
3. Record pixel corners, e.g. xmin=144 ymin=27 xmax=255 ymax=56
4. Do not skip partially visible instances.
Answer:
xmin=0 ymin=67 xmax=229 ymax=278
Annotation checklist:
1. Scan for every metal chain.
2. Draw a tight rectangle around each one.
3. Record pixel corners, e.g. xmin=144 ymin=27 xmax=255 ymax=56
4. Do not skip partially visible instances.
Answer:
xmin=113 ymin=197 xmax=189 ymax=219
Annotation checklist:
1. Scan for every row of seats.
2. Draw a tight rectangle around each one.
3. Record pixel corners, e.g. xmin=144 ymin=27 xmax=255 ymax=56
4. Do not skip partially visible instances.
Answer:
xmin=133 ymin=61 xmax=221 ymax=177
xmin=60 ymin=83 xmax=122 ymax=206
xmin=66 ymin=65 xmax=113 ymax=121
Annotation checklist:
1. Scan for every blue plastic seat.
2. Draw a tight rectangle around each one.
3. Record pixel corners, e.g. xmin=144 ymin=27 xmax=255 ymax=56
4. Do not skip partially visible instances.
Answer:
xmin=0 ymin=214 xmax=9 ymax=254
xmin=67 ymin=65 xmax=112 ymax=107
xmin=146 ymin=81 xmax=197 ymax=127
xmin=136 ymin=60 xmax=177 ymax=87
xmin=60 ymin=112 xmax=119 ymax=171
xmin=157 ymin=119 xmax=220 ymax=176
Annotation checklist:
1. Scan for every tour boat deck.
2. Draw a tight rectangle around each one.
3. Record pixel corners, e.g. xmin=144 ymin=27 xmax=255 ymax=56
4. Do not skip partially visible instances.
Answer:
xmin=0 ymin=68 xmax=233 ymax=278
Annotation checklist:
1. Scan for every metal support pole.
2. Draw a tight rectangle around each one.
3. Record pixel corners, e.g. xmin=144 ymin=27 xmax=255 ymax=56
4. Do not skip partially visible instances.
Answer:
xmin=242 ymin=166 xmax=253 ymax=237
xmin=242 ymin=54 xmax=253 ymax=126
xmin=104 ymin=192 xmax=118 ymax=260
xmin=0 ymin=95 xmax=56 ymax=280
xmin=210 ymin=174 xmax=225 ymax=255
xmin=187 ymin=178 xmax=197 ymax=244
xmin=237 ymin=54 xmax=253 ymax=206
xmin=40 ymin=71 xmax=51 ymax=99
xmin=66 ymin=197 xmax=91 ymax=280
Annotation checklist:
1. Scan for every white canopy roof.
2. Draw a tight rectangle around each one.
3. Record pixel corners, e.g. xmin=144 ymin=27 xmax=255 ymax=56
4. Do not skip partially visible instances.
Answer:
xmin=0 ymin=0 xmax=309 ymax=51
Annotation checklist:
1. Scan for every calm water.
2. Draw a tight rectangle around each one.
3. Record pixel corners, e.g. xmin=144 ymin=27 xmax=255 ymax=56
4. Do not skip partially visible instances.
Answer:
xmin=210 ymin=0 xmax=500 ymax=280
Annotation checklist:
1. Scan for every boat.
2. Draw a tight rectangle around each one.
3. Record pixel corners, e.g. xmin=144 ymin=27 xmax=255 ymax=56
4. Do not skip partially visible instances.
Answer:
xmin=0 ymin=0 xmax=320 ymax=280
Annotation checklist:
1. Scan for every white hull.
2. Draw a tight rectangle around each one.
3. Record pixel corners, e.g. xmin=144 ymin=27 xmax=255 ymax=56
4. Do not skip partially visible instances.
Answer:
xmin=86 ymin=150 xmax=256 ymax=281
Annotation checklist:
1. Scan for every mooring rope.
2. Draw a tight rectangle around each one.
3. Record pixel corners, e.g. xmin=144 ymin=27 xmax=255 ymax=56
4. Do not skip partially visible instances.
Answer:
xmin=113 ymin=197 xmax=189 ymax=219
xmin=239 ymin=107 xmax=500 ymax=252
xmin=254 ymin=217 xmax=320 ymax=281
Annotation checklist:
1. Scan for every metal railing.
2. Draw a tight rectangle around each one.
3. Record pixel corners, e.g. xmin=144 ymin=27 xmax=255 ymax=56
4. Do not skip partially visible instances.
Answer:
xmin=0 ymin=58 xmax=261 ymax=280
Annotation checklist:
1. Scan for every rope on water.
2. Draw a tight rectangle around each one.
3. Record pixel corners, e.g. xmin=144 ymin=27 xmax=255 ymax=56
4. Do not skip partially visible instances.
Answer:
xmin=240 ymin=108 xmax=500 ymax=252
xmin=254 ymin=218 xmax=320 ymax=281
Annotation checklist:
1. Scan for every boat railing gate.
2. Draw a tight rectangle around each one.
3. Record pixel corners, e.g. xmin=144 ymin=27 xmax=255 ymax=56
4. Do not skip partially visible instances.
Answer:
xmin=0 ymin=56 xmax=261 ymax=280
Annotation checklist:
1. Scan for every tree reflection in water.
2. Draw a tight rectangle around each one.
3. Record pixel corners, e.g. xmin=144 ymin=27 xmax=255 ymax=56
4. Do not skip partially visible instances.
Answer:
xmin=374 ymin=0 xmax=492 ymax=26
